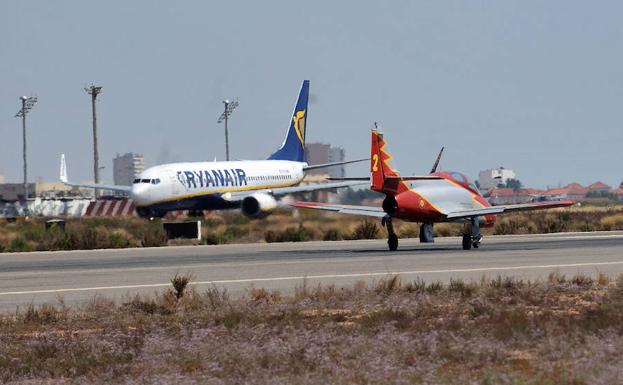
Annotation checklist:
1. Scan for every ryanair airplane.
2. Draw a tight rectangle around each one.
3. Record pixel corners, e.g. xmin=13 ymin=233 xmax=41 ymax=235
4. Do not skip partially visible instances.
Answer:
xmin=60 ymin=80 xmax=365 ymax=218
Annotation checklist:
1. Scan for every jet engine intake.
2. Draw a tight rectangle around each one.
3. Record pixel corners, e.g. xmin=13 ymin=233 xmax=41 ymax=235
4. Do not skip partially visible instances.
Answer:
xmin=241 ymin=193 xmax=278 ymax=219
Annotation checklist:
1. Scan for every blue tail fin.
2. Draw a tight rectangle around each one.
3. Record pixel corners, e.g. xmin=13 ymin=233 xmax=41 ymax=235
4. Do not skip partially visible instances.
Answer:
xmin=268 ymin=80 xmax=309 ymax=162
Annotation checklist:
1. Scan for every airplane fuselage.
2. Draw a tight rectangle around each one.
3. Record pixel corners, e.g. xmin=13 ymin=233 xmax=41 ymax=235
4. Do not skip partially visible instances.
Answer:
xmin=391 ymin=171 xmax=497 ymax=226
xmin=132 ymin=160 xmax=305 ymax=216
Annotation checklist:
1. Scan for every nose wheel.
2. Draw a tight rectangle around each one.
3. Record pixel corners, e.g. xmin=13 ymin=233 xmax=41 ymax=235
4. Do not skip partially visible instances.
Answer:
xmin=382 ymin=215 xmax=399 ymax=251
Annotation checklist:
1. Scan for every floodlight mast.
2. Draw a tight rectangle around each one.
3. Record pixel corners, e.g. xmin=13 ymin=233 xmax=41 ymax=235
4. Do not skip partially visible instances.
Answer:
xmin=85 ymin=85 xmax=102 ymax=197
xmin=15 ymin=96 xmax=37 ymax=201
xmin=217 ymin=98 xmax=239 ymax=161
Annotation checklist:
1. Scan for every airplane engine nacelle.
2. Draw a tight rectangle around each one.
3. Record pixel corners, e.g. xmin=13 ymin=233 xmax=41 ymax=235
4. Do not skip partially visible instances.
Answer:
xmin=382 ymin=196 xmax=398 ymax=215
xmin=241 ymin=193 xmax=278 ymax=219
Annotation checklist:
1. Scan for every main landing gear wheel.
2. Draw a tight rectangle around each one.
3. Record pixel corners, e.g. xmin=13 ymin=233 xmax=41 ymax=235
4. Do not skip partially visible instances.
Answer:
xmin=388 ymin=234 xmax=399 ymax=251
xmin=462 ymin=234 xmax=472 ymax=250
xmin=472 ymin=236 xmax=481 ymax=249
xmin=382 ymin=215 xmax=399 ymax=251
xmin=462 ymin=217 xmax=483 ymax=250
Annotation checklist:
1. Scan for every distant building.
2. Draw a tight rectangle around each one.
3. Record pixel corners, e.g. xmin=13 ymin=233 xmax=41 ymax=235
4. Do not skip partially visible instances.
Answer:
xmin=587 ymin=181 xmax=611 ymax=194
xmin=305 ymin=143 xmax=346 ymax=177
xmin=113 ymin=153 xmax=144 ymax=186
xmin=0 ymin=181 xmax=74 ymax=201
xmin=487 ymin=187 xmax=544 ymax=205
xmin=328 ymin=146 xmax=346 ymax=178
xmin=478 ymin=167 xmax=516 ymax=190
xmin=543 ymin=183 xmax=589 ymax=201
xmin=0 ymin=175 xmax=4 ymax=184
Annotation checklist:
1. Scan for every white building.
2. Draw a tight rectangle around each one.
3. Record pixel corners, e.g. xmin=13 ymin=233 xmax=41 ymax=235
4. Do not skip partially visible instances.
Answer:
xmin=478 ymin=167 xmax=516 ymax=190
xmin=113 ymin=153 xmax=144 ymax=186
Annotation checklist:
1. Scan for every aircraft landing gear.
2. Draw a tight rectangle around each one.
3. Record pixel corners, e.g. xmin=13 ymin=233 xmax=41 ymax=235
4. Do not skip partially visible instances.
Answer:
xmin=462 ymin=217 xmax=482 ymax=250
xmin=382 ymin=215 xmax=399 ymax=251
xmin=462 ymin=234 xmax=472 ymax=250
xmin=419 ymin=223 xmax=434 ymax=243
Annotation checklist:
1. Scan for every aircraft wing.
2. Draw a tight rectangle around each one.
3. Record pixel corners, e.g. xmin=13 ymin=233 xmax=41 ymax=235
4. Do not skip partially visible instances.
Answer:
xmin=289 ymin=201 xmax=387 ymax=217
xmin=60 ymin=154 xmax=132 ymax=193
xmin=225 ymin=181 xmax=368 ymax=201
xmin=444 ymin=200 xmax=574 ymax=219
xmin=328 ymin=176 xmax=443 ymax=182
xmin=303 ymin=158 xmax=369 ymax=172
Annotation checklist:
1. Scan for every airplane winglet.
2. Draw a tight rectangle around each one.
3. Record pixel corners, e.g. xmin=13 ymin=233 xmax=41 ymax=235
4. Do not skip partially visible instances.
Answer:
xmin=60 ymin=154 xmax=68 ymax=183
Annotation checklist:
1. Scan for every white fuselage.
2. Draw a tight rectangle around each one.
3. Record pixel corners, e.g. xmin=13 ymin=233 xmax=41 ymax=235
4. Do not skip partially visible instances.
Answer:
xmin=130 ymin=160 xmax=306 ymax=208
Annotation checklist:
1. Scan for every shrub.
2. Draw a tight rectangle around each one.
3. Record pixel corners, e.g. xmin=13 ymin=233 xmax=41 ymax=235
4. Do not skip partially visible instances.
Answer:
xmin=322 ymin=228 xmax=342 ymax=241
xmin=375 ymin=275 xmax=402 ymax=295
xmin=8 ymin=237 xmax=32 ymax=252
xmin=265 ymin=225 xmax=315 ymax=243
xmin=449 ymin=278 xmax=475 ymax=297
xmin=434 ymin=223 xmax=462 ymax=237
xmin=204 ymin=232 xmax=228 ymax=245
xmin=600 ymin=214 xmax=623 ymax=231
xmin=171 ymin=273 xmax=194 ymax=299
xmin=397 ymin=225 xmax=419 ymax=238
xmin=140 ymin=223 xmax=168 ymax=247
xmin=223 ymin=225 xmax=249 ymax=240
xmin=350 ymin=220 xmax=380 ymax=240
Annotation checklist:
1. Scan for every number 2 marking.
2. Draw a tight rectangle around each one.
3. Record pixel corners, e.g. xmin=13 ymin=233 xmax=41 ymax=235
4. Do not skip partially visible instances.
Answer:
xmin=372 ymin=154 xmax=379 ymax=172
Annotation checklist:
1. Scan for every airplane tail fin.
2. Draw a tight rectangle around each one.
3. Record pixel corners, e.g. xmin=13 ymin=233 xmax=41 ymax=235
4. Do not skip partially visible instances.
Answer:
xmin=370 ymin=128 xmax=409 ymax=196
xmin=267 ymin=80 xmax=309 ymax=162
xmin=60 ymin=154 xmax=68 ymax=183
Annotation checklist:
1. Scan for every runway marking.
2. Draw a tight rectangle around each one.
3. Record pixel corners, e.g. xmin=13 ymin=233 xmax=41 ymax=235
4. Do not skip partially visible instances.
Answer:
xmin=2 ymin=260 xmax=623 ymax=297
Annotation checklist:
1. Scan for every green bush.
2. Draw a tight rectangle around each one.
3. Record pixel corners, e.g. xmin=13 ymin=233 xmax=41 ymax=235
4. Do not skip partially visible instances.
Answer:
xmin=204 ymin=232 xmax=228 ymax=245
xmin=265 ymin=225 xmax=315 ymax=243
xmin=322 ymin=228 xmax=342 ymax=241
xmin=223 ymin=225 xmax=249 ymax=240
xmin=140 ymin=222 xmax=168 ymax=247
xmin=8 ymin=237 xmax=33 ymax=252
xmin=349 ymin=220 xmax=380 ymax=240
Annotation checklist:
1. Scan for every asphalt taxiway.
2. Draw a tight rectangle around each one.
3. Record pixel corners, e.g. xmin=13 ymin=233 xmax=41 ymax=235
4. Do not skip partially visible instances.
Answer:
xmin=1 ymin=231 xmax=622 ymax=311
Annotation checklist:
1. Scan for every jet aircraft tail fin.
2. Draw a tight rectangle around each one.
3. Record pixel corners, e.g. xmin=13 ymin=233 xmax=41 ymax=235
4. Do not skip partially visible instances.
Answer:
xmin=370 ymin=126 xmax=410 ymax=196
xmin=267 ymin=80 xmax=309 ymax=163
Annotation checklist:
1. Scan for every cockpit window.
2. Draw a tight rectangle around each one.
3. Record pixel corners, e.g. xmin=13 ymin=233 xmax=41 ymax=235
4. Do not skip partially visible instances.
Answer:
xmin=470 ymin=183 xmax=482 ymax=195
xmin=141 ymin=179 xmax=151 ymax=183
xmin=151 ymin=179 xmax=161 ymax=185
xmin=133 ymin=178 xmax=141 ymax=184
xmin=450 ymin=172 xmax=467 ymax=184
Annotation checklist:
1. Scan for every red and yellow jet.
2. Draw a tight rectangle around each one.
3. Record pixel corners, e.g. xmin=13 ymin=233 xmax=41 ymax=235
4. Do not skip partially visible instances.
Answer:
xmin=291 ymin=128 xmax=574 ymax=251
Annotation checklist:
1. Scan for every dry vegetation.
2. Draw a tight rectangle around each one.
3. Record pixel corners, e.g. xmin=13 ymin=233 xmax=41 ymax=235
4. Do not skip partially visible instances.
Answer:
xmin=2 ymin=205 xmax=623 ymax=252
xmin=0 ymin=217 xmax=167 ymax=253
xmin=1 ymin=273 xmax=623 ymax=384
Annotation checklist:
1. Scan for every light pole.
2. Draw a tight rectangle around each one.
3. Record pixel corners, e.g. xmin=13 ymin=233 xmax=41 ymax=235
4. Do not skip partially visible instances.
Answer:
xmin=217 ymin=98 xmax=239 ymax=161
xmin=14 ymin=96 xmax=37 ymax=200
xmin=85 ymin=85 xmax=102 ymax=196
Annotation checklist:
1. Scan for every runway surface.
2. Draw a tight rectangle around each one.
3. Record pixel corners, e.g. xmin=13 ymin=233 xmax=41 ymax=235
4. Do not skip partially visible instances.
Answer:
xmin=1 ymin=231 xmax=623 ymax=311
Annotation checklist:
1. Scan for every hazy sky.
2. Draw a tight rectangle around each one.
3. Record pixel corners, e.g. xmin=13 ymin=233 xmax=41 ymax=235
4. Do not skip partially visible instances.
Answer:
xmin=1 ymin=1 xmax=622 ymax=188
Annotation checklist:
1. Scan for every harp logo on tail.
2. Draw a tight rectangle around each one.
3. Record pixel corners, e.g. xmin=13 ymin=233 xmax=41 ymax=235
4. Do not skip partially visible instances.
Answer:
xmin=293 ymin=110 xmax=306 ymax=144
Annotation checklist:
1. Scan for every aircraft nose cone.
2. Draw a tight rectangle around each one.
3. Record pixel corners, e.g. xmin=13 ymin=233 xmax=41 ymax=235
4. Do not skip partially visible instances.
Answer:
xmin=131 ymin=185 xmax=150 ymax=205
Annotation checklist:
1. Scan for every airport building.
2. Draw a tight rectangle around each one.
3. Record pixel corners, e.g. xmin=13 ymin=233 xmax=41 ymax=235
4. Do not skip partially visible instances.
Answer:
xmin=305 ymin=143 xmax=346 ymax=178
xmin=478 ymin=167 xmax=516 ymax=190
xmin=113 ymin=153 xmax=144 ymax=186
xmin=0 ymin=181 xmax=74 ymax=201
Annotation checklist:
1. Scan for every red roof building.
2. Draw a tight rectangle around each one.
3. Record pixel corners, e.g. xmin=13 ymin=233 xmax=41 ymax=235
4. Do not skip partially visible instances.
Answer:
xmin=587 ymin=181 xmax=612 ymax=193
